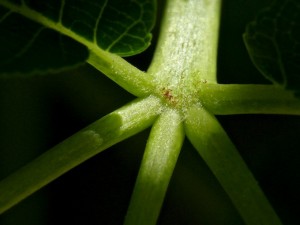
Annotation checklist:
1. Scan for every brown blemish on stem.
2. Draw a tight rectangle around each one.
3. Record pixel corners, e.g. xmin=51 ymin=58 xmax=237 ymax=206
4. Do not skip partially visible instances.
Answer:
xmin=162 ymin=87 xmax=177 ymax=105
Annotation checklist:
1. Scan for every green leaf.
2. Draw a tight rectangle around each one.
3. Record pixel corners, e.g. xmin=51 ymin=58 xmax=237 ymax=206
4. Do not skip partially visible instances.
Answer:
xmin=243 ymin=0 xmax=300 ymax=91
xmin=0 ymin=0 xmax=156 ymax=75
xmin=0 ymin=7 xmax=89 ymax=76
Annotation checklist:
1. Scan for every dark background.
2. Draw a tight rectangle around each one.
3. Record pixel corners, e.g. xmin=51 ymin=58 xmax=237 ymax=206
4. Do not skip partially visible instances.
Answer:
xmin=0 ymin=0 xmax=299 ymax=224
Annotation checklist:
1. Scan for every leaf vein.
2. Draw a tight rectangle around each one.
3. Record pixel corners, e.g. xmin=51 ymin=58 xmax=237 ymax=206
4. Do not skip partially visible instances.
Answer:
xmin=0 ymin=8 xmax=12 ymax=22
xmin=58 ymin=0 xmax=66 ymax=24
xmin=94 ymin=0 xmax=108 ymax=44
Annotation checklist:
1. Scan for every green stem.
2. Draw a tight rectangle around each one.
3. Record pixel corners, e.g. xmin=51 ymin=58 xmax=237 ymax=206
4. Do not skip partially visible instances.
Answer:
xmin=200 ymin=84 xmax=300 ymax=115
xmin=124 ymin=109 xmax=184 ymax=225
xmin=184 ymin=105 xmax=283 ymax=225
xmin=0 ymin=96 xmax=162 ymax=214
xmin=148 ymin=0 xmax=221 ymax=86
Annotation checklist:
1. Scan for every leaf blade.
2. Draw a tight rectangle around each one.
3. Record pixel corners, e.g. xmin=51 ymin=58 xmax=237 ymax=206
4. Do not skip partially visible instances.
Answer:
xmin=0 ymin=8 xmax=88 ymax=76
xmin=23 ymin=0 xmax=155 ymax=55
xmin=243 ymin=0 xmax=300 ymax=91
xmin=0 ymin=0 xmax=156 ymax=75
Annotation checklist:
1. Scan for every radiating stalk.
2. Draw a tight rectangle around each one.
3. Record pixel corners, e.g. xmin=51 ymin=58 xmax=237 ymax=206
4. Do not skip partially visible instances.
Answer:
xmin=88 ymin=51 xmax=155 ymax=97
xmin=0 ymin=96 xmax=162 ymax=214
xmin=124 ymin=109 xmax=184 ymax=225
xmin=199 ymin=83 xmax=300 ymax=115
xmin=184 ymin=105 xmax=283 ymax=225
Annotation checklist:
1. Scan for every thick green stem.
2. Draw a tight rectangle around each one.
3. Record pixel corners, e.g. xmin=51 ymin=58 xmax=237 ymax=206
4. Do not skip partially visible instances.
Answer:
xmin=124 ymin=109 xmax=184 ymax=225
xmin=0 ymin=96 xmax=162 ymax=214
xmin=199 ymin=84 xmax=300 ymax=115
xmin=148 ymin=0 xmax=221 ymax=87
xmin=184 ymin=105 xmax=283 ymax=225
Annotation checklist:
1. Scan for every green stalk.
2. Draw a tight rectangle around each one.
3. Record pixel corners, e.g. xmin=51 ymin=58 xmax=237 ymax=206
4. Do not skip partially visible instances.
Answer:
xmin=199 ymin=84 xmax=300 ymax=115
xmin=124 ymin=109 xmax=184 ymax=225
xmin=0 ymin=96 xmax=162 ymax=214
xmin=87 ymin=51 xmax=155 ymax=97
xmin=184 ymin=105 xmax=283 ymax=225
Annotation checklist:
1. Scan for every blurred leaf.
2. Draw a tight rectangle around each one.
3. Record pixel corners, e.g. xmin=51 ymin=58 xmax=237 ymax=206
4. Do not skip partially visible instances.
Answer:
xmin=0 ymin=0 xmax=156 ymax=76
xmin=0 ymin=8 xmax=88 ymax=76
xmin=243 ymin=0 xmax=300 ymax=91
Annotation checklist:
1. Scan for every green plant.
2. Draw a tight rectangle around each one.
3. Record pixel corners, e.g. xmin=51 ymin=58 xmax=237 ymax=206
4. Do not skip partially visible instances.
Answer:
xmin=0 ymin=0 xmax=299 ymax=224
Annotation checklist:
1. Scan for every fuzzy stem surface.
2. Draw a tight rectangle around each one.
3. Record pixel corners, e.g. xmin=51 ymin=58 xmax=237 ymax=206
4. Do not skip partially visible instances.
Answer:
xmin=124 ymin=109 xmax=184 ymax=225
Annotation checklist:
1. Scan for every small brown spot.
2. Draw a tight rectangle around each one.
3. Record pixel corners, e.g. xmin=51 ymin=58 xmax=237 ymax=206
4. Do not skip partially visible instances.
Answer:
xmin=162 ymin=88 xmax=177 ymax=105
xmin=163 ymin=88 xmax=173 ymax=100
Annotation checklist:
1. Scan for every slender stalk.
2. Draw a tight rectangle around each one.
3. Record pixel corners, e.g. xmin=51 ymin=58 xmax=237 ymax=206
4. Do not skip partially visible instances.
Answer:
xmin=124 ymin=109 xmax=184 ymax=225
xmin=87 ymin=51 xmax=155 ymax=97
xmin=184 ymin=105 xmax=283 ymax=225
xmin=199 ymin=84 xmax=300 ymax=115
xmin=0 ymin=96 xmax=162 ymax=214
